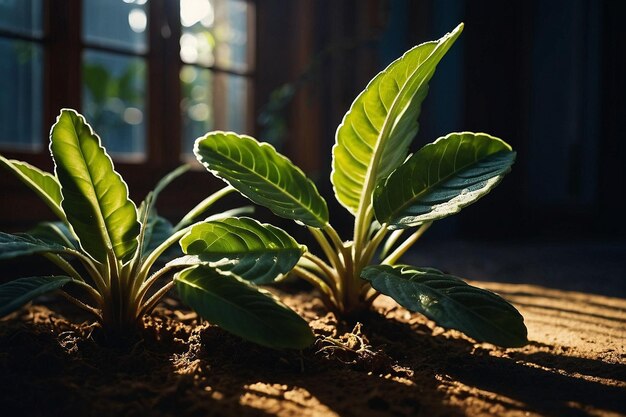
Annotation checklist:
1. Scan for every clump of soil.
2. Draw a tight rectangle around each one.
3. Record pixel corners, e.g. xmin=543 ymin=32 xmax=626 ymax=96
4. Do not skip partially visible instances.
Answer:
xmin=0 ymin=282 xmax=624 ymax=417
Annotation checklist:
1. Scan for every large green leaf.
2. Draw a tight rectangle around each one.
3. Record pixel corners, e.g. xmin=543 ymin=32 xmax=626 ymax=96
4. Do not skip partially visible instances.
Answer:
xmin=0 ymin=276 xmax=71 ymax=317
xmin=331 ymin=24 xmax=463 ymax=214
xmin=179 ymin=217 xmax=304 ymax=284
xmin=175 ymin=266 xmax=314 ymax=349
xmin=0 ymin=155 xmax=65 ymax=221
xmin=50 ymin=109 xmax=140 ymax=262
xmin=143 ymin=214 xmax=176 ymax=255
xmin=0 ymin=232 xmax=71 ymax=260
xmin=28 ymin=222 xmax=77 ymax=249
xmin=195 ymin=132 xmax=329 ymax=228
xmin=362 ymin=265 xmax=527 ymax=347
xmin=374 ymin=132 xmax=515 ymax=229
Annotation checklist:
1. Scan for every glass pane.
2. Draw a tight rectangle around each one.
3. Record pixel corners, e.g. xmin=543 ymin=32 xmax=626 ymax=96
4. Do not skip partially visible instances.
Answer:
xmin=180 ymin=0 xmax=250 ymax=71
xmin=0 ymin=0 xmax=43 ymax=37
xmin=83 ymin=0 xmax=148 ymax=53
xmin=180 ymin=68 xmax=250 ymax=157
xmin=0 ymin=38 xmax=43 ymax=150
xmin=220 ymin=73 xmax=248 ymax=133
xmin=82 ymin=50 xmax=146 ymax=157
xmin=180 ymin=65 xmax=213 ymax=155
xmin=214 ymin=0 xmax=249 ymax=71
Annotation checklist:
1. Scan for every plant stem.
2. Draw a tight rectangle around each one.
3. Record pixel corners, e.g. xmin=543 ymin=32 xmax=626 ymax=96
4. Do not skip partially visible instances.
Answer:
xmin=301 ymin=252 xmax=340 ymax=294
xmin=42 ymin=254 xmax=104 ymax=305
xmin=323 ymin=224 xmax=345 ymax=252
xmin=138 ymin=226 xmax=192 ymax=284
xmin=296 ymin=256 xmax=325 ymax=276
xmin=135 ymin=263 xmax=180 ymax=306
xmin=359 ymin=224 xmax=388 ymax=270
xmin=43 ymin=253 xmax=84 ymax=282
xmin=138 ymin=280 xmax=176 ymax=317
xmin=308 ymin=226 xmax=344 ymax=274
xmin=68 ymin=279 xmax=103 ymax=305
xmin=381 ymin=222 xmax=432 ymax=265
xmin=292 ymin=266 xmax=340 ymax=312
xmin=350 ymin=203 xmax=374 ymax=309
xmin=60 ymin=248 xmax=107 ymax=293
xmin=173 ymin=185 xmax=235 ymax=231
xmin=129 ymin=198 xmax=153 ymax=274
xmin=59 ymin=291 xmax=101 ymax=319
xmin=362 ymin=286 xmax=381 ymax=307
xmin=353 ymin=203 xmax=372 ymax=259
xmin=379 ymin=229 xmax=405 ymax=260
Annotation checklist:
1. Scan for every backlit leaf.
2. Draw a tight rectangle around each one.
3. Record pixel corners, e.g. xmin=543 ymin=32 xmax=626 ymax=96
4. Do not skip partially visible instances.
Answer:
xmin=0 ymin=155 xmax=65 ymax=221
xmin=50 ymin=109 xmax=140 ymax=262
xmin=374 ymin=132 xmax=515 ymax=228
xmin=195 ymin=132 xmax=328 ymax=228
xmin=331 ymin=24 xmax=463 ymax=214
xmin=179 ymin=217 xmax=304 ymax=284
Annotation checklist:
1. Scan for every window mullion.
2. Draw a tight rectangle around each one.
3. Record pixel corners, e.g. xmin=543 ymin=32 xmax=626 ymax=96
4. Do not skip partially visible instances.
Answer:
xmin=148 ymin=0 xmax=182 ymax=169
xmin=45 ymin=0 xmax=81 ymax=141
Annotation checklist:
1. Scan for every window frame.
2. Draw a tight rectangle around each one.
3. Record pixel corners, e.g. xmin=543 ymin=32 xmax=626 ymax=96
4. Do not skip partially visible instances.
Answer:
xmin=0 ymin=0 xmax=257 ymax=229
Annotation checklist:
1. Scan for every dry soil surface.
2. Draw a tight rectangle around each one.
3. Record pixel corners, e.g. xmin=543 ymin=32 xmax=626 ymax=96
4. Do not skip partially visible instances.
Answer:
xmin=0 ymin=281 xmax=624 ymax=417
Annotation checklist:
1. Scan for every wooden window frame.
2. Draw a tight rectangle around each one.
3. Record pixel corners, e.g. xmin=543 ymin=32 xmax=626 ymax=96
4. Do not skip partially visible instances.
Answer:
xmin=0 ymin=0 xmax=257 ymax=229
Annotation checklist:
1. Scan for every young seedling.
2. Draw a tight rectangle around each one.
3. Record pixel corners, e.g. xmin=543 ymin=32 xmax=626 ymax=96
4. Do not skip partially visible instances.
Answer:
xmin=194 ymin=23 xmax=528 ymax=347
xmin=0 ymin=109 xmax=313 ymax=349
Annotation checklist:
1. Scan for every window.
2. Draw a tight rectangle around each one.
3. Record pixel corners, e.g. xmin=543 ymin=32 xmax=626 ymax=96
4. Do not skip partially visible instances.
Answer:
xmin=0 ymin=0 xmax=254 ymax=164
xmin=179 ymin=0 xmax=254 ymax=158
xmin=82 ymin=0 xmax=149 ymax=159
xmin=0 ymin=0 xmax=44 ymax=151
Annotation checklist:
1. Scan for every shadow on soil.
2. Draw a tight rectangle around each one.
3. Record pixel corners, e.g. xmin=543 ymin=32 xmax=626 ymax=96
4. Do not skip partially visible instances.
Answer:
xmin=1 ymin=291 xmax=625 ymax=417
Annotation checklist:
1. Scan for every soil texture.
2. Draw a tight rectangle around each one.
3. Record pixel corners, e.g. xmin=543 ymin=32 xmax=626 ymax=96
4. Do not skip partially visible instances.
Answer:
xmin=0 ymin=281 xmax=624 ymax=417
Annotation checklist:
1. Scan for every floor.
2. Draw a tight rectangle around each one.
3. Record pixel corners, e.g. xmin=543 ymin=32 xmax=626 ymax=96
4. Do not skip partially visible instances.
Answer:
xmin=406 ymin=239 xmax=626 ymax=298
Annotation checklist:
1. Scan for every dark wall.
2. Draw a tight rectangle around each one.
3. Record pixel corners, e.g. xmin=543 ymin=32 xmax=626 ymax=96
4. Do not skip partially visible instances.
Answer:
xmin=272 ymin=0 xmax=625 ymax=240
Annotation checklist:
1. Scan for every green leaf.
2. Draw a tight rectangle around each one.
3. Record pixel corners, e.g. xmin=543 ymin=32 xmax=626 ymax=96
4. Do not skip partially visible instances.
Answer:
xmin=374 ymin=132 xmax=516 ymax=229
xmin=0 ymin=232 xmax=71 ymax=260
xmin=179 ymin=217 xmax=304 ymax=284
xmin=0 ymin=155 xmax=65 ymax=221
xmin=28 ymin=221 xmax=77 ymax=249
xmin=362 ymin=265 xmax=527 ymax=347
xmin=175 ymin=266 xmax=314 ymax=349
xmin=50 ymin=109 xmax=140 ymax=262
xmin=331 ymin=24 xmax=463 ymax=214
xmin=136 ymin=166 xmax=188 ymax=261
xmin=0 ymin=276 xmax=72 ymax=317
xmin=143 ymin=214 xmax=175 ymax=255
xmin=204 ymin=206 xmax=255 ymax=222
xmin=195 ymin=132 xmax=329 ymax=228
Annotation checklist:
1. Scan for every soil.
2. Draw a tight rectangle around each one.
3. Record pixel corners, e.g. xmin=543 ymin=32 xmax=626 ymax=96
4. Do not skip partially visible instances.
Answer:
xmin=0 ymin=281 xmax=624 ymax=417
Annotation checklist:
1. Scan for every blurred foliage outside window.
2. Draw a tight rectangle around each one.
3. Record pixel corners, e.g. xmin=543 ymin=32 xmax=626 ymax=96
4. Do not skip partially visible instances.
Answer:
xmin=0 ymin=0 xmax=253 ymax=161
xmin=180 ymin=0 xmax=251 ymax=158
xmin=0 ymin=0 xmax=43 ymax=151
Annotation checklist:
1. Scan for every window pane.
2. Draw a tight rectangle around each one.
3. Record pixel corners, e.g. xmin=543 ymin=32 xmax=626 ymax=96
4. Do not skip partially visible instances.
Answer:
xmin=83 ymin=0 xmax=148 ymax=53
xmin=214 ymin=0 xmax=249 ymax=71
xmin=0 ymin=0 xmax=43 ymax=37
xmin=0 ymin=38 xmax=43 ymax=150
xmin=220 ymin=73 xmax=248 ymax=132
xmin=180 ymin=68 xmax=250 ymax=157
xmin=180 ymin=0 xmax=250 ymax=72
xmin=82 ymin=50 xmax=146 ymax=157
xmin=180 ymin=65 xmax=213 ymax=156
